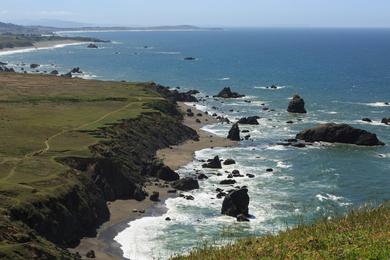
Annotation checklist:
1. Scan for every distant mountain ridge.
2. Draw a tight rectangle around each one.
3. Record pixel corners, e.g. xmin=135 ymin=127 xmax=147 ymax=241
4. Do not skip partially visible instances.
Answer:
xmin=0 ymin=21 xmax=221 ymax=35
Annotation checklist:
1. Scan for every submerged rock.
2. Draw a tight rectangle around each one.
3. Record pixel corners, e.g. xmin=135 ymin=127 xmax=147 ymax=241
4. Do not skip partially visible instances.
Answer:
xmin=172 ymin=177 xmax=199 ymax=191
xmin=296 ymin=123 xmax=385 ymax=146
xmin=202 ymin=156 xmax=222 ymax=169
xmin=221 ymin=188 xmax=250 ymax=218
xmin=287 ymin=95 xmax=307 ymax=113
xmin=227 ymin=123 xmax=240 ymax=141
xmin=237 ymin=116 xmax=260 ymax=125
xmin=214 ymin=87 xmax=245 ymax=98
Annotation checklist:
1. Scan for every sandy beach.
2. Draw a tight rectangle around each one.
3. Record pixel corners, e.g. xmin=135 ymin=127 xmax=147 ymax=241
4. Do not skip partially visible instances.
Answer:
xmin=69 ymin=102 xmax=236 ymax=259
xmin=0 ymin=40 xmax=86 ymax=56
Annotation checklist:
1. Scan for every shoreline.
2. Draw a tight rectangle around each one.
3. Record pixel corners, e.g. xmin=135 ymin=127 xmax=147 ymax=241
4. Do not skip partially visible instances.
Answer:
xmin=0 ymin=40 xmax=87 ymax=56
xmin=69 ymin=102 xmax=236 ymax=259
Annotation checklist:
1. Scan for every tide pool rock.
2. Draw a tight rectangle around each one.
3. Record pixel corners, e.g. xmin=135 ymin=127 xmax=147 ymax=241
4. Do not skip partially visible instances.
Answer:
xmin=221 ymin=188 xmax=250 ymax=218
xmin=172 ymin=177 xmax=199 ymax=191
xmin=296 ymin=123 xmax=385 ymax=146
xmin=237 ymin=116 xmax=260 ymax=125
xmin=202 ymin=156 xmax=222 ymax=169
xmin=287 ymin=94 xmax=307 ymax=113
xmin=227 ymin=123 xmax=240 ymax=141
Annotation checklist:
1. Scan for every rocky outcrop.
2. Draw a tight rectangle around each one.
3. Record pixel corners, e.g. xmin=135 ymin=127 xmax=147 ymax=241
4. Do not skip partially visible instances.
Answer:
xmin=152 ymin=84 xmax=198 ymax=103
xmin=87 ymin=43 xmax=98 ymax=48
xmin=70 ymin=67 xmax=82 ymax=74
xmin=156 ymin=165 xmax=180 ymax=181
xmin=287 ymin=95 xmax=307 ymax=113
xmin=202 ymin=156 xmax=222 ymax=169
xmin=50 ymin=70 xmax=59 ymax=75
xmin=221 ymin=188 xmax=250 ymax=218
xmin=227 ymin=123 xmax=240 ymax=141
xmin=172 ymin=177 xmax=200 ymax=191
xmin=30 ymin=63 xmax=40 ymax=69
xmin=237 ymin=116 xmax=260 ymax=125
xmin=223 ymin=159 xmax=236 ymax=165
xmin=296 ymin=123 xmax=385 ymax=146
xmin=382 ymin=118 xmax=389 ymax=125
xmin=214 ymin=87 xmax=245 ymax=98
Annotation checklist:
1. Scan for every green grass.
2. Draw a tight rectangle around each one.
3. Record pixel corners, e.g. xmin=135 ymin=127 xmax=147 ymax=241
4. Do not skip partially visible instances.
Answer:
xmin=0 ymin=73 xmax=163 ymax=211
xmin=172 ymin=204 xmax=390 ymax=260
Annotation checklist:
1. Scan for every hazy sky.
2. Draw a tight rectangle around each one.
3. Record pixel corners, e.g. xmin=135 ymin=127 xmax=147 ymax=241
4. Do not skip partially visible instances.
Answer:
xmin=1 ymin=0 xmax=390 ymax=28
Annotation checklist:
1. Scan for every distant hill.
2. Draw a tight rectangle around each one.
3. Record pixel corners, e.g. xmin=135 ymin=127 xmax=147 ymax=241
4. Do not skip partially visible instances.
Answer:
xmin=0 ymin=21 xmax=221 ymax=35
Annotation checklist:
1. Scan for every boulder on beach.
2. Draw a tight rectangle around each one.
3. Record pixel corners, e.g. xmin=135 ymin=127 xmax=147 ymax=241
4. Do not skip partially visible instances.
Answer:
xmin=296 ymin=123 xmax=385 ymax=146
xmin=50 ymin=70 xmax=59 ymax=75
xmin=172 ymin=177 xmax=199 ymax=191
xmin=237 ymin=116 xmax=260 ymax=125
xmin=214 ymin=87 xmax=245 ymax=98
xmin=221 ymin=188 xmax=250 ymax=218
xmin=30 ymin=64 xmax=40 ymax=69
xmin=287 ymin=95 xmax=307 ymax=113
xmin=157 ymin=165 xmax=180 ymax=181
xmin=202 ymin=156 xmax=222 ymax=169
xmin=227 ymin=123 xmax=240 ymax=141
xmin=150 ymin=191 xmax=160 ymax=202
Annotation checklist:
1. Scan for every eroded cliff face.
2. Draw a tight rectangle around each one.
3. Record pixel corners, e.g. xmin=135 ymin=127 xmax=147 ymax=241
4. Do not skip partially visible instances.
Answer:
xmin=6 ymin=100 xmax=198 ymax=258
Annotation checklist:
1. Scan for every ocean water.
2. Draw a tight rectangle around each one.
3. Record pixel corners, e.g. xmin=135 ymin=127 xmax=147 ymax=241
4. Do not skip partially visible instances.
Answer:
xmin=2 ymin=28 xmax=389 ymax=259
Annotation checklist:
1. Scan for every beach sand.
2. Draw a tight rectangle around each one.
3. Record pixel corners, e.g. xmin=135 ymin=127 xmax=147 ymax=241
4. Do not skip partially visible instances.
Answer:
xmin=69 ymin=102 xmax=236 ymax=259
xmin=0 ymin=40 xmax=86 ymax=56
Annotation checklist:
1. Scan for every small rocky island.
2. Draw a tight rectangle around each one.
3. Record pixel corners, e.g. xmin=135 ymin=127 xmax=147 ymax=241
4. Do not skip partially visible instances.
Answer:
xmin=214 ymin=87 xmax=245 ymax=98
xmin=287 ymin=94 xmax=307 ymax=113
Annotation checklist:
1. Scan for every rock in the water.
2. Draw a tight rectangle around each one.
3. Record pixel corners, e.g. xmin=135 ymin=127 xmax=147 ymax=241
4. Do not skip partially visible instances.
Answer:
xmin=237 ymin=116 xmax=260 ymax=125
xmin=227 ymin=123 xmax=240 ymax=141
xmin=362 ymin=118 xmax=372 ymax=123
xmin=172 ymin=177 xmax=199 ymax=191
xmin=296 ymin=123 xmax=385 ymax=146
xmin=381 ymin=118 xmax=389 ymax=125
xmin=50 ymin=70 xmax=59 ymax=75
xmin=184 ymin=57 xmax=196 ymax=60
xmin=30 ymin=64 xmax=40 ymax=69
xmin=87 ymin=43 xmax=98 ymax=48
xmin=221 ymin=188 xmax=250 ymax=218
xmin=220 ymin=179 xmax=236 ymax=185
xmin=202 ymin=156 xmax=222 ymax=169
xmin=197 ymin=173 xmax=208 ymax=180
xmin=157 ymin=165 xmax=180 ymax=181
xmin=214 ymin=87 xmax=245 ymax=98
xmin=287 ymin=95 xmax=307 ymax=113
xmin=71 ymin=67 xmax=82 ymax=74
xmin=223 ymin=159 xmax=236 ymax=165
xmin=236 ymin=214 xmax=250 ymax=222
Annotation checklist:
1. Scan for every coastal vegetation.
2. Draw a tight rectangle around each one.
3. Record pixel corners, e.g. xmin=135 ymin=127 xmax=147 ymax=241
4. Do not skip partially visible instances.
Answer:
xmin=0 ymin=72 xmax=197 ymax=259
xmin=173 ymin=203 xmax=390 ymax=259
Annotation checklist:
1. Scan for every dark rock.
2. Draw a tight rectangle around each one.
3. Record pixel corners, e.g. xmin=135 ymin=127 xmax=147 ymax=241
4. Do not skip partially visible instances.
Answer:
xmin=172 ymin=177 xmax=200 ymax=191
xmin=291 ymin=142 xmax=306 ymax=148
xmin=196 ymin=113 xmax=203 ymax=117
xmin=270 ymin=85 xmax=278 ymax=89
xmin=196 ymin=119 xmax=201 ymax=123
xmin=242 ymin=130 xmax=250 ymax=133
xmin=184 ymin=57 xmax=196 ymax=60
xmin=86 ymin=250 xmax=95 ymax=258
xmin=62 ymin=72 xmax=72 ymax=78
xmin=185 ymin=195 xmax=195 ymax=200
xmin=150 ymin=192 xmax=160 ymax=202
xmin=214 ymin=87 xmax=245 ymax=98
xmin=87 ymin=43 xmax=98 ymax=48
xmin=223 ymin=159 xmax=236 ymax=165
xmin=362 ymin=118 xmax=372 ymax=123
xmin=30 ymin=64 xmax=40 ymax=69
xmin=50 ymin=70 xmax=59 ymax=75
xmin=287 ymin=95 xmax=307 ymax=113
xmin=157 ymin=165 xmax=180 ymax=181
xmin=165 ymin=217 xmax=171 ymax=221
xmin=71 ymin=67 xmax=82 ymax=74
xmin=237 ymin=116 xmax=260 ymax=125
xmin=246 ymin=174 xmax=255 ymax=178
xmin=266 ymin=168 xmax=273 ymax=172
xmin=197 ymin=173 xmax=208 ymax=180
xmin=167 ymin=189 xmax=177 ymax=193
xmin=286 ymin=121 xmax=294 ymax=124
xmin=220 ymin=179 xmax=236 ymax=185
xmin=296 ymin=123 xmax=385 ymax=146
xmin=187 ymin=112 xmax=194 ymax=117
xmin=227 ymin=123 xmax=240 ymax=141
xmin=244 ymin=135 xmax=250 ymax=140
xmin=381 ymin=118 xmax=389 ymax=125
xmin=221 ymin=188 xmax=250 ymax=218
xmin=232 ymin=170 xmax=240 ymax=175
xmin=202 ymin=156 xmax=222 ymax=169
xmin=133 ymin=187 xmax=147 ymax=201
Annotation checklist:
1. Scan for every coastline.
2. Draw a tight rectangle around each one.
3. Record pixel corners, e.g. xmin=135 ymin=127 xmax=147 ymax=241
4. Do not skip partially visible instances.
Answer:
xmin=0 ymin=40 xmax=87 ymax=56
xmin=69 ymin=102 xmax=236 ymax=259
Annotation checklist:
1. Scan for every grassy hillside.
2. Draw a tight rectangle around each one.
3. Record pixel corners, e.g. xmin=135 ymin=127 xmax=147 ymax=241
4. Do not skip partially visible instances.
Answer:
xmin=0 ymin=34 xmax=105 ymax=49
xmin=0 ymin=73 xmax=197 ymax=258
xmin=173 ymin=204 xmax=390 ymax=259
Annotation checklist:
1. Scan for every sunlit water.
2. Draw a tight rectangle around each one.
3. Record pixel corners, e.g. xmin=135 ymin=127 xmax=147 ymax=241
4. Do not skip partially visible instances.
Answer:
xmin=2 ymin=28 xmax=389 ymax=259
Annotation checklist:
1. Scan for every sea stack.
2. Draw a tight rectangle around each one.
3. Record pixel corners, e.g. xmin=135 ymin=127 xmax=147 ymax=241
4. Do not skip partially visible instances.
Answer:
xmin=221 ymin=188 xmax=250 ymax=221
xmin=296 ymin=123 xmax=385 ymax=146
xmin=287 ymin=95 xmax=307 ymax=113
xmin=227 ymin=123 xmax=240 ymax=141
xmin=214 ymin=87 xmax=245 ymax=98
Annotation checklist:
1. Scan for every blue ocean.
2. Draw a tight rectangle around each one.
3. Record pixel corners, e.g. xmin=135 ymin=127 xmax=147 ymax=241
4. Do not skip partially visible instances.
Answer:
xmin=2 ymin=28 xmax=389 ymax=259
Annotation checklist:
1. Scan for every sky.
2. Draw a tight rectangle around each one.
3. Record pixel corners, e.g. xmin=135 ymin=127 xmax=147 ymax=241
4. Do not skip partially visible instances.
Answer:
xmin=1 ymin=0 xmax=390 ymax=28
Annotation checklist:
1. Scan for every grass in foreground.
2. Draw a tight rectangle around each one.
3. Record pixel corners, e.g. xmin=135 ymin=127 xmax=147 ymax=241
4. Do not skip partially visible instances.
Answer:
xmin=173 ymin=204 xmax=390 ymax=260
